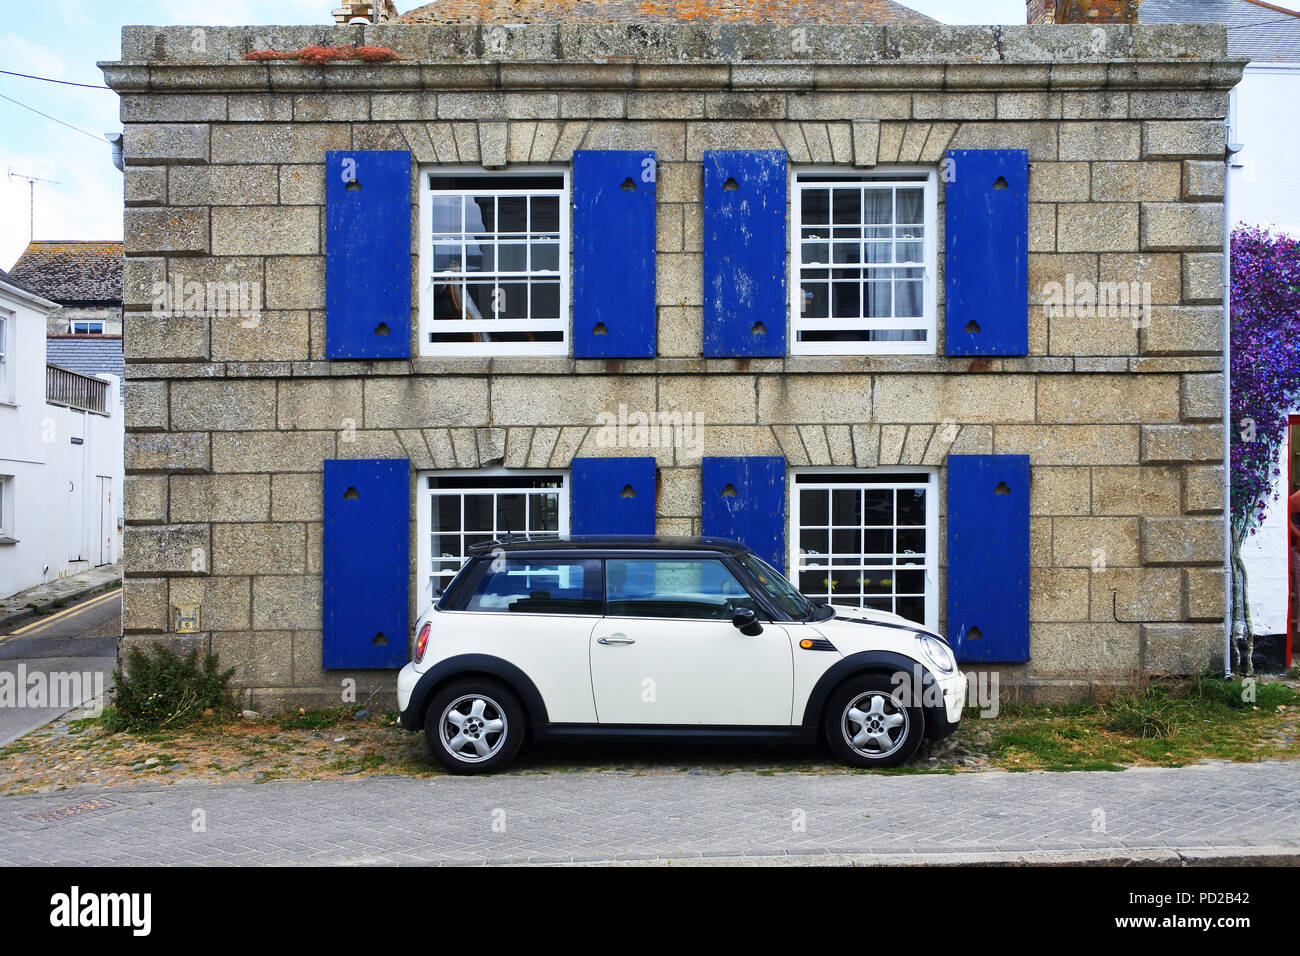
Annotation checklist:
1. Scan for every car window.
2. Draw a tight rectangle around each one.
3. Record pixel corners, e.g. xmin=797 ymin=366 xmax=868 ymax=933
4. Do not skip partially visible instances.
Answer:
xmin=737 ymin=553 xmax=814 ymax=620
xmin=463 ymin=557 xmax=602 ymax=615
xmin=605 ymin=558 xmax=758 ymax=620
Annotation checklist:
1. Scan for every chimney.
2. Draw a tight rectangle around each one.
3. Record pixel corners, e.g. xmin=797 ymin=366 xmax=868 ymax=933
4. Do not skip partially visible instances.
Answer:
xmin=332 ymin=0 xmax=399 ymax=24
xmin=1027 ymin=0 xmax=1142 ymax=23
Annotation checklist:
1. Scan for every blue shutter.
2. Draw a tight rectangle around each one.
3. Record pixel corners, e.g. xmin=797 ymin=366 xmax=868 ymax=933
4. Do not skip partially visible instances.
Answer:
xmin=946 ymin=454 xmax=1030 ymax=663
xmin=703 ymin=150 xmax=788 ymax=358
xmin=944 ymin=149 xmax=1029 ymax=357
xmin=570 ymin=457 xmax=657 ymax=535
xmin=572 ymin=150 xmax=657 ymax=358
xmin=701 ymin=456 xmax=787 ymax=572
xmin=325 ymin=149 xmax=411 ymax=359
xmin=323 ymin=458 xmax=410 ymax=669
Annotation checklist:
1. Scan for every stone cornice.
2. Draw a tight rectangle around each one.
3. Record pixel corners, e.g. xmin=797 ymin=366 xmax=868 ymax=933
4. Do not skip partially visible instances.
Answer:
xmin=101 ymin=58 xmax=1248 ymax=95
xmin=101 ymin=22 xmax=1246 ymax=93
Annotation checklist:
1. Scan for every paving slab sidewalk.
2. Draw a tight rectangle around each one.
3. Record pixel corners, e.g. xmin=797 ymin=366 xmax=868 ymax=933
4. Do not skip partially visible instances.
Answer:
xmin=0 ymin=565 xmax=122 ymax=631
xmin=0 ymin=760 xmax=1296 ymax=866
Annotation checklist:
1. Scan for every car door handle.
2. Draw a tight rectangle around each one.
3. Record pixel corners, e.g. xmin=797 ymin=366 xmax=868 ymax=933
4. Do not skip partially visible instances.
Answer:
xmin=597 ymin=636 xmax=635 ymax=645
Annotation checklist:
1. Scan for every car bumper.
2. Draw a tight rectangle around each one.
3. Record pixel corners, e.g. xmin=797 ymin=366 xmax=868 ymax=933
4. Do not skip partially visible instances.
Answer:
xmin=925 ymin=669 xmax=966 ymax=740
xmin=396 ymin=662 xmax=421 ymax=727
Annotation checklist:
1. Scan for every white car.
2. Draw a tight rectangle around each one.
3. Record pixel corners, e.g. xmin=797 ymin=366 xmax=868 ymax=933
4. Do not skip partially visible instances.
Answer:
xmin=398 ymin=536 xmax=966 ymax=774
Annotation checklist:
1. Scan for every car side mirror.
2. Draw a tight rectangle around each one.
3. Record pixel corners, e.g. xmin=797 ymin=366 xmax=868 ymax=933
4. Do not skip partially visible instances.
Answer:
xmin=731 ymin=606 xmax=764 ymax=636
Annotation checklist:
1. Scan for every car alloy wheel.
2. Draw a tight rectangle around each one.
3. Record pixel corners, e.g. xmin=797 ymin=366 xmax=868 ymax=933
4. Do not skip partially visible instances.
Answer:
xmin=842 ymin=690 xmax=909 ymax=760
xmin=438 ymin=693 xmax=508 ymax=763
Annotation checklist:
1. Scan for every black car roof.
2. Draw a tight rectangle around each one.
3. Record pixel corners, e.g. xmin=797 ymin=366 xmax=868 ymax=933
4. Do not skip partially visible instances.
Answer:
xmin=466 ymin=535 xmax=752 ymax=556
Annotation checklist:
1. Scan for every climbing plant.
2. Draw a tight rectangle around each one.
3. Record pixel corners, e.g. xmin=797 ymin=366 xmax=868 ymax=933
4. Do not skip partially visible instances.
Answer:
xmin=1229 ymin=226 xmax=1300 ymax=674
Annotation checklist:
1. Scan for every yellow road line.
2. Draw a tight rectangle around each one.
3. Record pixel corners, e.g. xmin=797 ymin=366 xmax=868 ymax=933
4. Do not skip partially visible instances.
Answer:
xmin=4 ymin=588 xmax=121 ymax=637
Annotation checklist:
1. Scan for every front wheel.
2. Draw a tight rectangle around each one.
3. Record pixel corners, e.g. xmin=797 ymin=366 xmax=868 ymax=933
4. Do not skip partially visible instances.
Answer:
xmin=824 ymin=674 xmax=924 ymax=769
xmin=424 ymin=678 xmax=526 ymax=774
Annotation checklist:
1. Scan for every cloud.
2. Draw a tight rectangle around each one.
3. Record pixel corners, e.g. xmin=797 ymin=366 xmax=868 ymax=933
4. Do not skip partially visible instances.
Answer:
xmin=154 ymin=0 xmax=332 ymax=26
xmin=1 ymin=32 xmax=68 ymax=79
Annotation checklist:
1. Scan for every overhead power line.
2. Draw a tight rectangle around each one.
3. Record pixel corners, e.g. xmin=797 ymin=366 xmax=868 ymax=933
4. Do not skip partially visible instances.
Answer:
xmin=0 ymin=69 xmax=111 ymax=90
xmin=0 ymin=91 xmax=110 ymax=144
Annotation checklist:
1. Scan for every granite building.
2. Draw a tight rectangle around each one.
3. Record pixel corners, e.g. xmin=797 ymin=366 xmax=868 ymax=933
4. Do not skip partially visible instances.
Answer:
xmin=103 ymin=0 xmax=1238 ymax=709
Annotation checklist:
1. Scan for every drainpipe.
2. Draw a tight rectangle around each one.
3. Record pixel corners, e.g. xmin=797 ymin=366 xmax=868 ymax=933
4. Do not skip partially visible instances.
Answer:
xmin=1223 ymin=116 xmax=1244 ymax=678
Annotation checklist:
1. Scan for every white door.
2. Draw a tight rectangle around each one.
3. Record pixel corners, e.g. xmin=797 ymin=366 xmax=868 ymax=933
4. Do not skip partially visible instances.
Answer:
xmin=590 ymin=557 xmax=794 ymax=725
xmin=97 ymin=476 xmax=113 ymax=565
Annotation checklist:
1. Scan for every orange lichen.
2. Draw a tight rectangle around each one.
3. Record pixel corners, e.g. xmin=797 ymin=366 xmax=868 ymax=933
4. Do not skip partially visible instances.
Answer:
xmin=243 ymin=45 xmax=401 ymax=64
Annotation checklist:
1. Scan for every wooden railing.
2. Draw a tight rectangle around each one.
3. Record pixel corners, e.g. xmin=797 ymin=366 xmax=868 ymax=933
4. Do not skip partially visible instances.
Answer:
xmin=46 ymin=364 xmax=109 ymax=415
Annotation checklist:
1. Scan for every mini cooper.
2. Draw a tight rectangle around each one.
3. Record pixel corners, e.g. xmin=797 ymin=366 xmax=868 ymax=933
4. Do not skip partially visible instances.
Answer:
xmin=398 ymin=536 xmax=965 ymax=773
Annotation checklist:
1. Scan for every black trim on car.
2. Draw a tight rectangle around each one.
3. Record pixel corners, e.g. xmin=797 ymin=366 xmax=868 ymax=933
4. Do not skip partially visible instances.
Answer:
xmin=531 ymin=724 xmax=818 ymax=745
xmin=800 ymin=650 xmax=957 ymax=740
xmin=399 ymin=654 xmax=550 ymax=732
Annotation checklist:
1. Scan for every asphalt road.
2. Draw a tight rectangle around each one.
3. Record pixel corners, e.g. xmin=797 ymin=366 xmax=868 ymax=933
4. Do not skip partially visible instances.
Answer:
xmin=0 ymin=590 xmax=119 ymax=747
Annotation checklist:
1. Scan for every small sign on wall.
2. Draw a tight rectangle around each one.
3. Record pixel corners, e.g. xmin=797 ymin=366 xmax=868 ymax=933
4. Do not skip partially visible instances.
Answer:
xmin=174 ymin=605 xmax=200 ymax=633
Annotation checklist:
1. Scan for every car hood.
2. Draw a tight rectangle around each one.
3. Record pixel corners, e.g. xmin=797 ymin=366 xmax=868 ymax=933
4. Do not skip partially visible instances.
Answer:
xmin=807 ymin=604 xmax=947 ymax=659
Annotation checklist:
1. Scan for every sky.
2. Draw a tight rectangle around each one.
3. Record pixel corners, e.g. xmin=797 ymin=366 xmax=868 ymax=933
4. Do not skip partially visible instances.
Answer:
xmin=0 ymin=0 xmax=1029 ymax=270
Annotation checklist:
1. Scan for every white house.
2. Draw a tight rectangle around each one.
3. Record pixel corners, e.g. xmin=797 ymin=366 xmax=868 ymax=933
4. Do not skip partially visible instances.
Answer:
xmin=1142 ymin=0 xmax=1300 ymax=666
xmin=0 ymin=269 xmax=123 ymax=599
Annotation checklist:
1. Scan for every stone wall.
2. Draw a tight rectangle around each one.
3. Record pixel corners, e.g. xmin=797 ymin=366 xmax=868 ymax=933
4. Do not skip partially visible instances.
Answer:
xmin=105 ymin=22 xmax=1241 ymax=708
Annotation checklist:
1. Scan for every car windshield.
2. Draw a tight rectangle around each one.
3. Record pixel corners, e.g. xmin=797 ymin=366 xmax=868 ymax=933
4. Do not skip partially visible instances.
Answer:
xmin=737 ymin=553 xmax=822 ymax=620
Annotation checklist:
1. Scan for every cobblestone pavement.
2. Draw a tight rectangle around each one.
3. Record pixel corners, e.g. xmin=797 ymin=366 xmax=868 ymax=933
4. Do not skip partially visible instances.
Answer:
xmin=0 ymin=760 xmax=1296 ymax=865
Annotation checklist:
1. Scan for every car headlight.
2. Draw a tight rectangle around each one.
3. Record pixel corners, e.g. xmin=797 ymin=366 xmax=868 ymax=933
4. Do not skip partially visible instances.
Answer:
xmin=915 ymin=633 xmax=956 ymax=675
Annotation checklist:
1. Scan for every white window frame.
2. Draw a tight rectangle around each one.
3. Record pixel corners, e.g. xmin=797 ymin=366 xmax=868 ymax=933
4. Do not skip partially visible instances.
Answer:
xmin=788 ymin=467 xmax=939 ymax=629
xmin=415 ymin=468 xmax=570 ymax=606
xmin=0 ymin=311 xmax=10 ymax=403
xmin=417 ymin=166 xmax=570 ymax=358
xmin=789 ymin=166 xmax=939 ymax=356
xmin=0 ymin=475 xmax=12 ymax=539
xmin=69 ymin=319 xmax=105 ymax=335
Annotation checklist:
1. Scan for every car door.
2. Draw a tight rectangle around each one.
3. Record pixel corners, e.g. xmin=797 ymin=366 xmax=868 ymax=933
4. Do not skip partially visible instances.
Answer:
xmin=590 ymin=557 xmax=794 ymax=726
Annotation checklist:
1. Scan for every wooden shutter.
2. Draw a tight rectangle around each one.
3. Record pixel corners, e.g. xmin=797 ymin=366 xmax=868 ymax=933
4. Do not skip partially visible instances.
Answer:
xmin=572 ymin=150 xmax=657 ymax=358
xmin=944 ymin=149 xmax=1029 ymax=357
xmin=570 ymin=457 xmax=657 ymax=535
xmin=323 ymin=458 xmax=410 ymax=669
xmin=703 ymin=150 xmax=788 ymax=358
xmin=325 ymin=150 xmax=412 ymax=359
xmin=701 ymin=456 xmax=787 ymax=572
xmin=945 ymin=454 xmax=1030 ymax=662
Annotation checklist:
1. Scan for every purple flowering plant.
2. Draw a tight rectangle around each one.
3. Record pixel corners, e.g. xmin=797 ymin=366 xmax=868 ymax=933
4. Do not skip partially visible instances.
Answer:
xmin=1229 ymin=226 xmax=1300 ymax=671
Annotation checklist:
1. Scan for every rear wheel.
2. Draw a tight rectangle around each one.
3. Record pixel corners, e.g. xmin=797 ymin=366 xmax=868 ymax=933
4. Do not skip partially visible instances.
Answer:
xmin=824 ymin=674 xmax=924 ymax=769
xmin=424 ymin=678 xmax=526 ymax=774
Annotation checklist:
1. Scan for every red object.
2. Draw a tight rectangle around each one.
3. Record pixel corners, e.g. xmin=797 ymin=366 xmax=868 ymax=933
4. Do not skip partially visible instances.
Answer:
xmin=1289 ymin=416 xmax=1299 ymax=668
xmin=413 ymin=621 xmax=431 ymax=664
xmin=243 ymin=45 xmax=400 ymax=64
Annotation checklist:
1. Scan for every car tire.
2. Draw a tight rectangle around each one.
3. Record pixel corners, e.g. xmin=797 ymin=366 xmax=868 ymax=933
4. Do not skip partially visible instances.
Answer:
xmin=824 ymin=674 xmax=924 ymax=769
xmin=424 ymin=678 xmax=526 ymax=774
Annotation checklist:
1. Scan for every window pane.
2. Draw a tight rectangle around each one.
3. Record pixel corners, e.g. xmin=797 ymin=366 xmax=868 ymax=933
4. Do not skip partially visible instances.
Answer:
xmin=800 ymin=489 xmax=830 ymax=526
xmin=801 ymin=188 xmax=830 ymax=225
xmin=897 ymin=489 xmax=926 ymax=525
xmin=432 ymin=195 xmax=461 ymax=236
xmin=605 ymin=559 xmax=754 ymax=620
xmin=463 ymin=495 xmax=495 ymax=532
xmin=862 ymin=489 xmax=892 ymax=525
xmin=896 ymin=188 xmax=924 ymax=223
xmin=497 ymin=242 xmax=527 ymax=272
xmin=530 ymin=195 xmax=560 ymax=233
xmin=531 ymin=242 xmax=560 ymax=272
xmin=466 ymin=558 xmax=602 ymax=615
xmin=467 ymin=196 xmax=494 ymax=234
xmin=832 ymin=188 xmax=861 ymax=224
xmin=434 ymin=495 xmax=461 ymax=532
xmin=497 ymin=196 xmax=527 ymax=233
xmin=531 ymin=282 xmax=561 ymax=320
xmin=864 ymin=189 xmax=894 ymax=224
xmin=831 ymin=488 xmax=861 ymax=525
